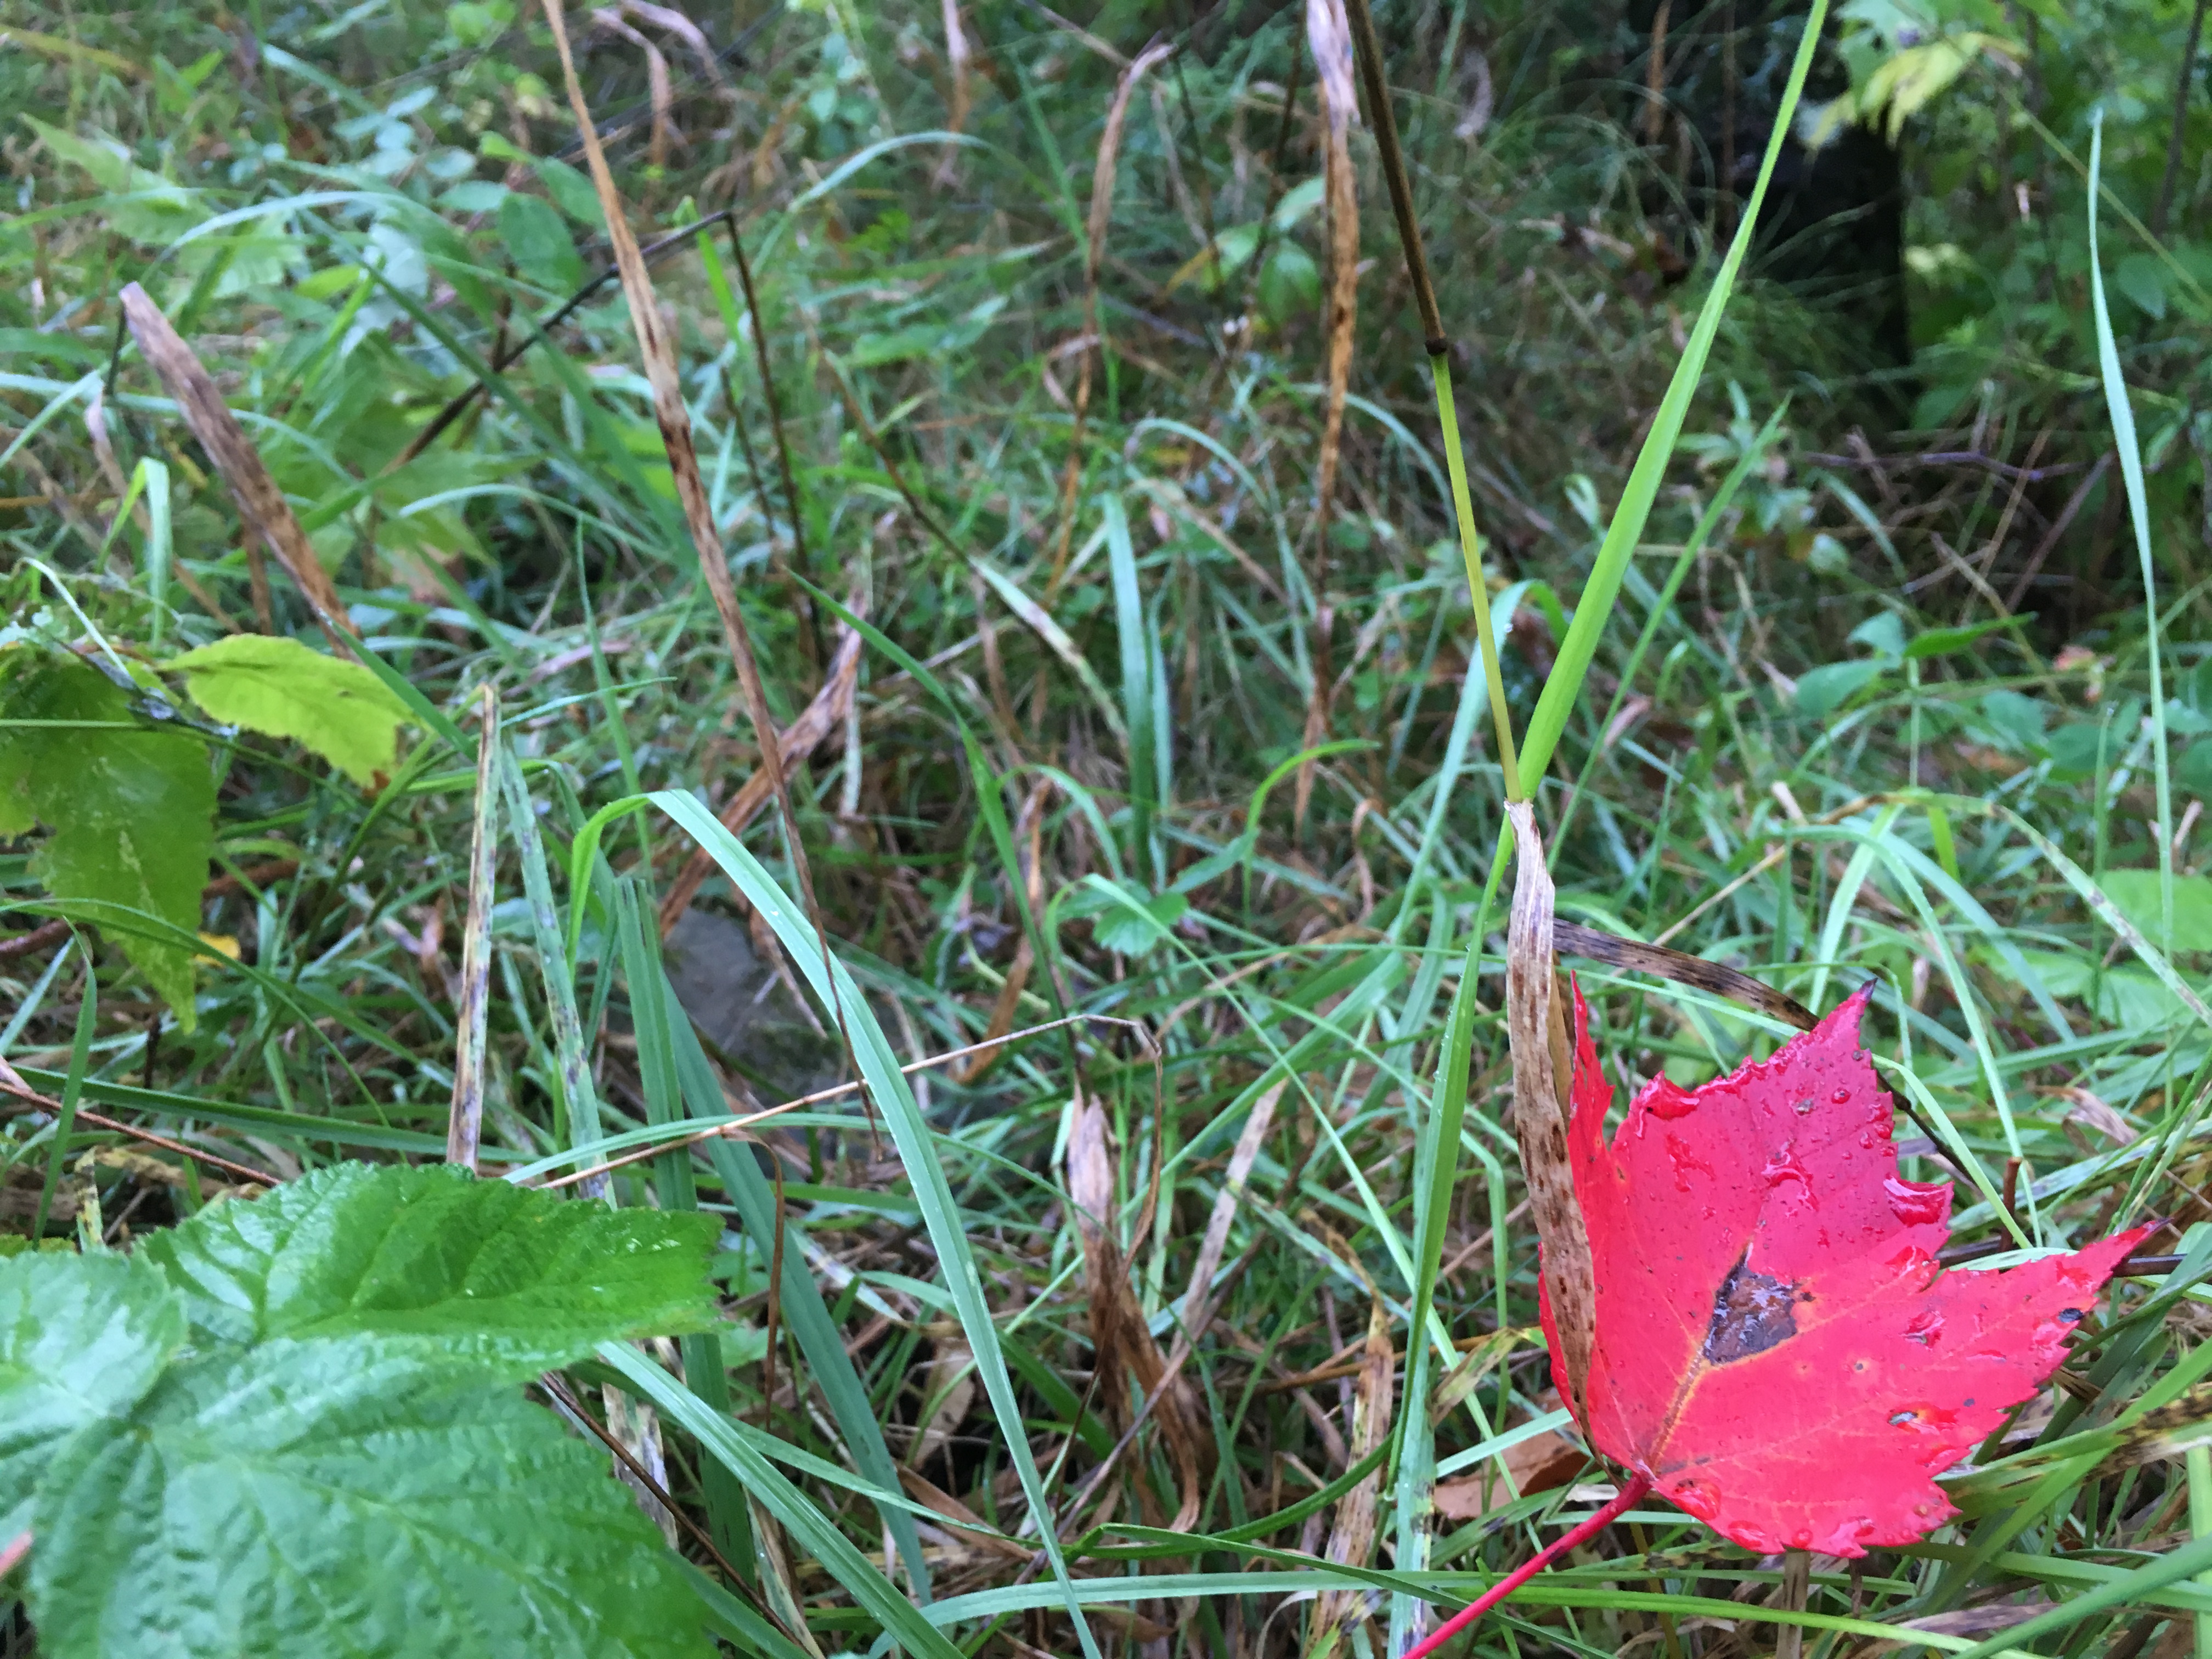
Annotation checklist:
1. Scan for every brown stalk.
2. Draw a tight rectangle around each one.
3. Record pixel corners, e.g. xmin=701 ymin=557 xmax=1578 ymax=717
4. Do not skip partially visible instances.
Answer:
xmin=656 ymin=607 xmax=864 ymax=936
xmin=1340 ymin=0 xmax=1444 ymax=350
xmin=120 ymin=284 xmax=358 ymax=652
xmin=1043 ymin=37 xmax=1174 ymax=596
xmin=528 ymin=1013 xmax=1147 ymax=1192
xmin=1504 ymin=802 xmax=1595 ymax=1420
xmin=0 ymin=1059 xmax=279 ymax=1188
xmin=0 ymin=919 xmax=69 ymax=961
xmin=538 ymin=1371 xmax=754 ymax=1592
xmin=1296 ymin=0 xmax=1362 ymax=833
xmin=719 ymin=213 xmax=818 ymax=657
xmin=538 ymin=0 xmax=862 ymax=1126
xmin=445 ymin=687 xmax=500 ymax=1173
xmin=1643 ymin=1 xmax=1673 ymax=143
xmin=933 ymin=0 xmax=973 ymax=189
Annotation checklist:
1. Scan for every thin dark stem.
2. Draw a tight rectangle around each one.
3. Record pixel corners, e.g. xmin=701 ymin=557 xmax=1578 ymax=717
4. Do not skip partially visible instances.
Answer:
xmin=388 ymin=211 xmax=735 ymax=473
xmin=2152 ymin=0 xmax=2209 ymax=237
xmin=722 ymin=215 xmax=812 ymax=597
xmin=1341 ymin=0 xmax=1446 ymax=349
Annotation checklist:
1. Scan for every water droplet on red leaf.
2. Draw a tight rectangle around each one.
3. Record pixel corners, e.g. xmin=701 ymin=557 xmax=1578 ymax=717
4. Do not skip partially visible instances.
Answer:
xmin=1885 ymin=1177 xmax=1946 ymax=1227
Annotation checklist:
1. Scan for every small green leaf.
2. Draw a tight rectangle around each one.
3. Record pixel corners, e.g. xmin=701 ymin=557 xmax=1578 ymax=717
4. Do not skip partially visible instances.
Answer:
xmin=0 ymin=1252 xmax=185 ymax=1536
xmin=0 ymin=648 xmax=215 ymax=1027
xmin=28 ymin=1341 xmax=715 ymax=1659
xmin=535 ymin=156 xmax=607 ymax=229
xmin=1905 ymin=614 xmax=2029 ymax=658
xmin=1069 ymin=878 xmax=1189 ymax=955
xmin=168 ymin=634 xmax=416 ymax=787
xmin=498 ymin=189 xmax=585 ymax=293
xmin=2116 ymin=253 xmax=2168 ymax=321
xmin=1979 ymin=690 xmax=2049 ymax=752
xmin=1795 ymin=659 xmax=1886 ymax=718
xmin=140 ymin=1163 xmax=723 ymax=1370
xmin=2098 ymin=871 xmax=2212 ymax=956
xmin=1258 ymin=244 xmax=1321 ymax=326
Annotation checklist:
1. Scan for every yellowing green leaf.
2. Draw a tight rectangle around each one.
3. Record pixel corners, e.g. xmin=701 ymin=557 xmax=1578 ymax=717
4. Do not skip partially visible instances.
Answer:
xmin=0 ymin=648 xmax=215 ymax=1028
xmin=168 ymin=634 xmax=415 ymax=787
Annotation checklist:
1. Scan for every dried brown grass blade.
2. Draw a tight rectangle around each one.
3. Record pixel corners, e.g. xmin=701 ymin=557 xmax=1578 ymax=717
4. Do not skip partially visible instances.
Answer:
xmin=897 ymin=1468 xmax=1031 ymax=1562
xmin=1295 ymin=0 xmax=1359 ymax=830
xmin=1044 ymin=38 xmax=1173 ymax=593
xmin=933 ymin=0 xmax=972 ymax=189
xmin=120 ymin=283 xmax=358 ymax=649
xmin=1307 ymin=1295 xmax=1396 ymax=1658
xmin=1178 ymin=1080 xmax=1284 ymax=1337
xmin=1554 ymin=919 xmax=1818 ymax=1032
xmin=446 ymin=687 xmax=500 ymax=1172
xmin=1064 ymin=1082 xmax=1205 ymax=1528
xmin=1504 ymin=800 xmax=1595 ymax=1420
xmin=958 ymin=784 xmax=1047 ymax=1084
xmin=657 ymin=610 xmax=864 ymax=935
xmin=618 ymin=0 xmax=731 ymax=93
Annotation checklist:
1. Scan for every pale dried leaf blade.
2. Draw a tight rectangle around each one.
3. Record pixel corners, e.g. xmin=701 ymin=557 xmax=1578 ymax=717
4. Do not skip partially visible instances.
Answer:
xmin=119 ymin=284 xmax=356 ymax=642
xmin=1063 ymin=1085 xmax=1206 ymax=1526
xmin=1307 ymin=1295 xmax=1396 ymax=1657
xmin=446 ymin=687 xmax=500 ymax=1171
xmin=1085 ymin=41 xmax=1175 ymax=285
xmin=1178 ymin=1080 xmax=1285 ymax=1335
xmin=1505 ymin=801 xmax=1594 ymax=1419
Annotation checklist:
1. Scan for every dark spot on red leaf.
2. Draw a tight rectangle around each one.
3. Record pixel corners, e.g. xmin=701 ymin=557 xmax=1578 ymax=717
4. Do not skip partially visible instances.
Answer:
xmin=1703 ymin=1257 xmax=1800 ymax=1364
xmin=2058 ymin=1308 xmax=2083 ymax=1323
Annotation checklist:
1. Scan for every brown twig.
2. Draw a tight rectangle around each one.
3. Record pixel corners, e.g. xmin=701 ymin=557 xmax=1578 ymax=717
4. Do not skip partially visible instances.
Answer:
xmin=0 ymin=919 xmax=68 ymax=961
xmin=0 ymin=1065 xmax=279 ymax=1188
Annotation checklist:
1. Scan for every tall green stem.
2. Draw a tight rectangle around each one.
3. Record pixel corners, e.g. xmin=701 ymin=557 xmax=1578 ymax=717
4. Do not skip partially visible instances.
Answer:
xmin=1431 ymin=368 xmax=1522 ymax=800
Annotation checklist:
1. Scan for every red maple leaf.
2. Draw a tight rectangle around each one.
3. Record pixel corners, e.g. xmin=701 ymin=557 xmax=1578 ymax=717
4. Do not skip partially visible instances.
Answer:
xmin=1541 ymin=983 xmax=2151 ymax=1558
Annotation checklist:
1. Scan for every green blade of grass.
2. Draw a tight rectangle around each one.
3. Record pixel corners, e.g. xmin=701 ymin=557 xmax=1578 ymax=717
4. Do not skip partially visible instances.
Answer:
xmin=1517 ymin=0 xmax=1830 ymax=795
xmin=651 ymin=788 xmax=1104 ymax=1659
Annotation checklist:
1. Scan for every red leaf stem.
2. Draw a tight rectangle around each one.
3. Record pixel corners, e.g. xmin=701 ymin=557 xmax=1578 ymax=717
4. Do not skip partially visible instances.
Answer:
xmin=1402 ymin=1472 xmax=1654 ymax=1659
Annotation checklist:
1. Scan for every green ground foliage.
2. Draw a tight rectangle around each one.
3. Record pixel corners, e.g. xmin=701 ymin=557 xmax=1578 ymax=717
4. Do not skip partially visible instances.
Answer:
xmin=2 ymin=0 xmax=2211 ymax=1654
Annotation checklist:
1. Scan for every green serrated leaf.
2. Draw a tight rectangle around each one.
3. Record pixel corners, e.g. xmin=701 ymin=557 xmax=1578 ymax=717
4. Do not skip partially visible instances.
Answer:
xmin=140 ymin=1164 xmax=723 ymax=1370
xmin=0 ymin=1251 xmax=185 ymax=1536
xmin=168 ymin=634 xmax=416 ymax=787
xmin=0 ymin=647 xmax=215 ymax=1028
xmin=28 ymin=1340 xmax=715 ymax=1659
